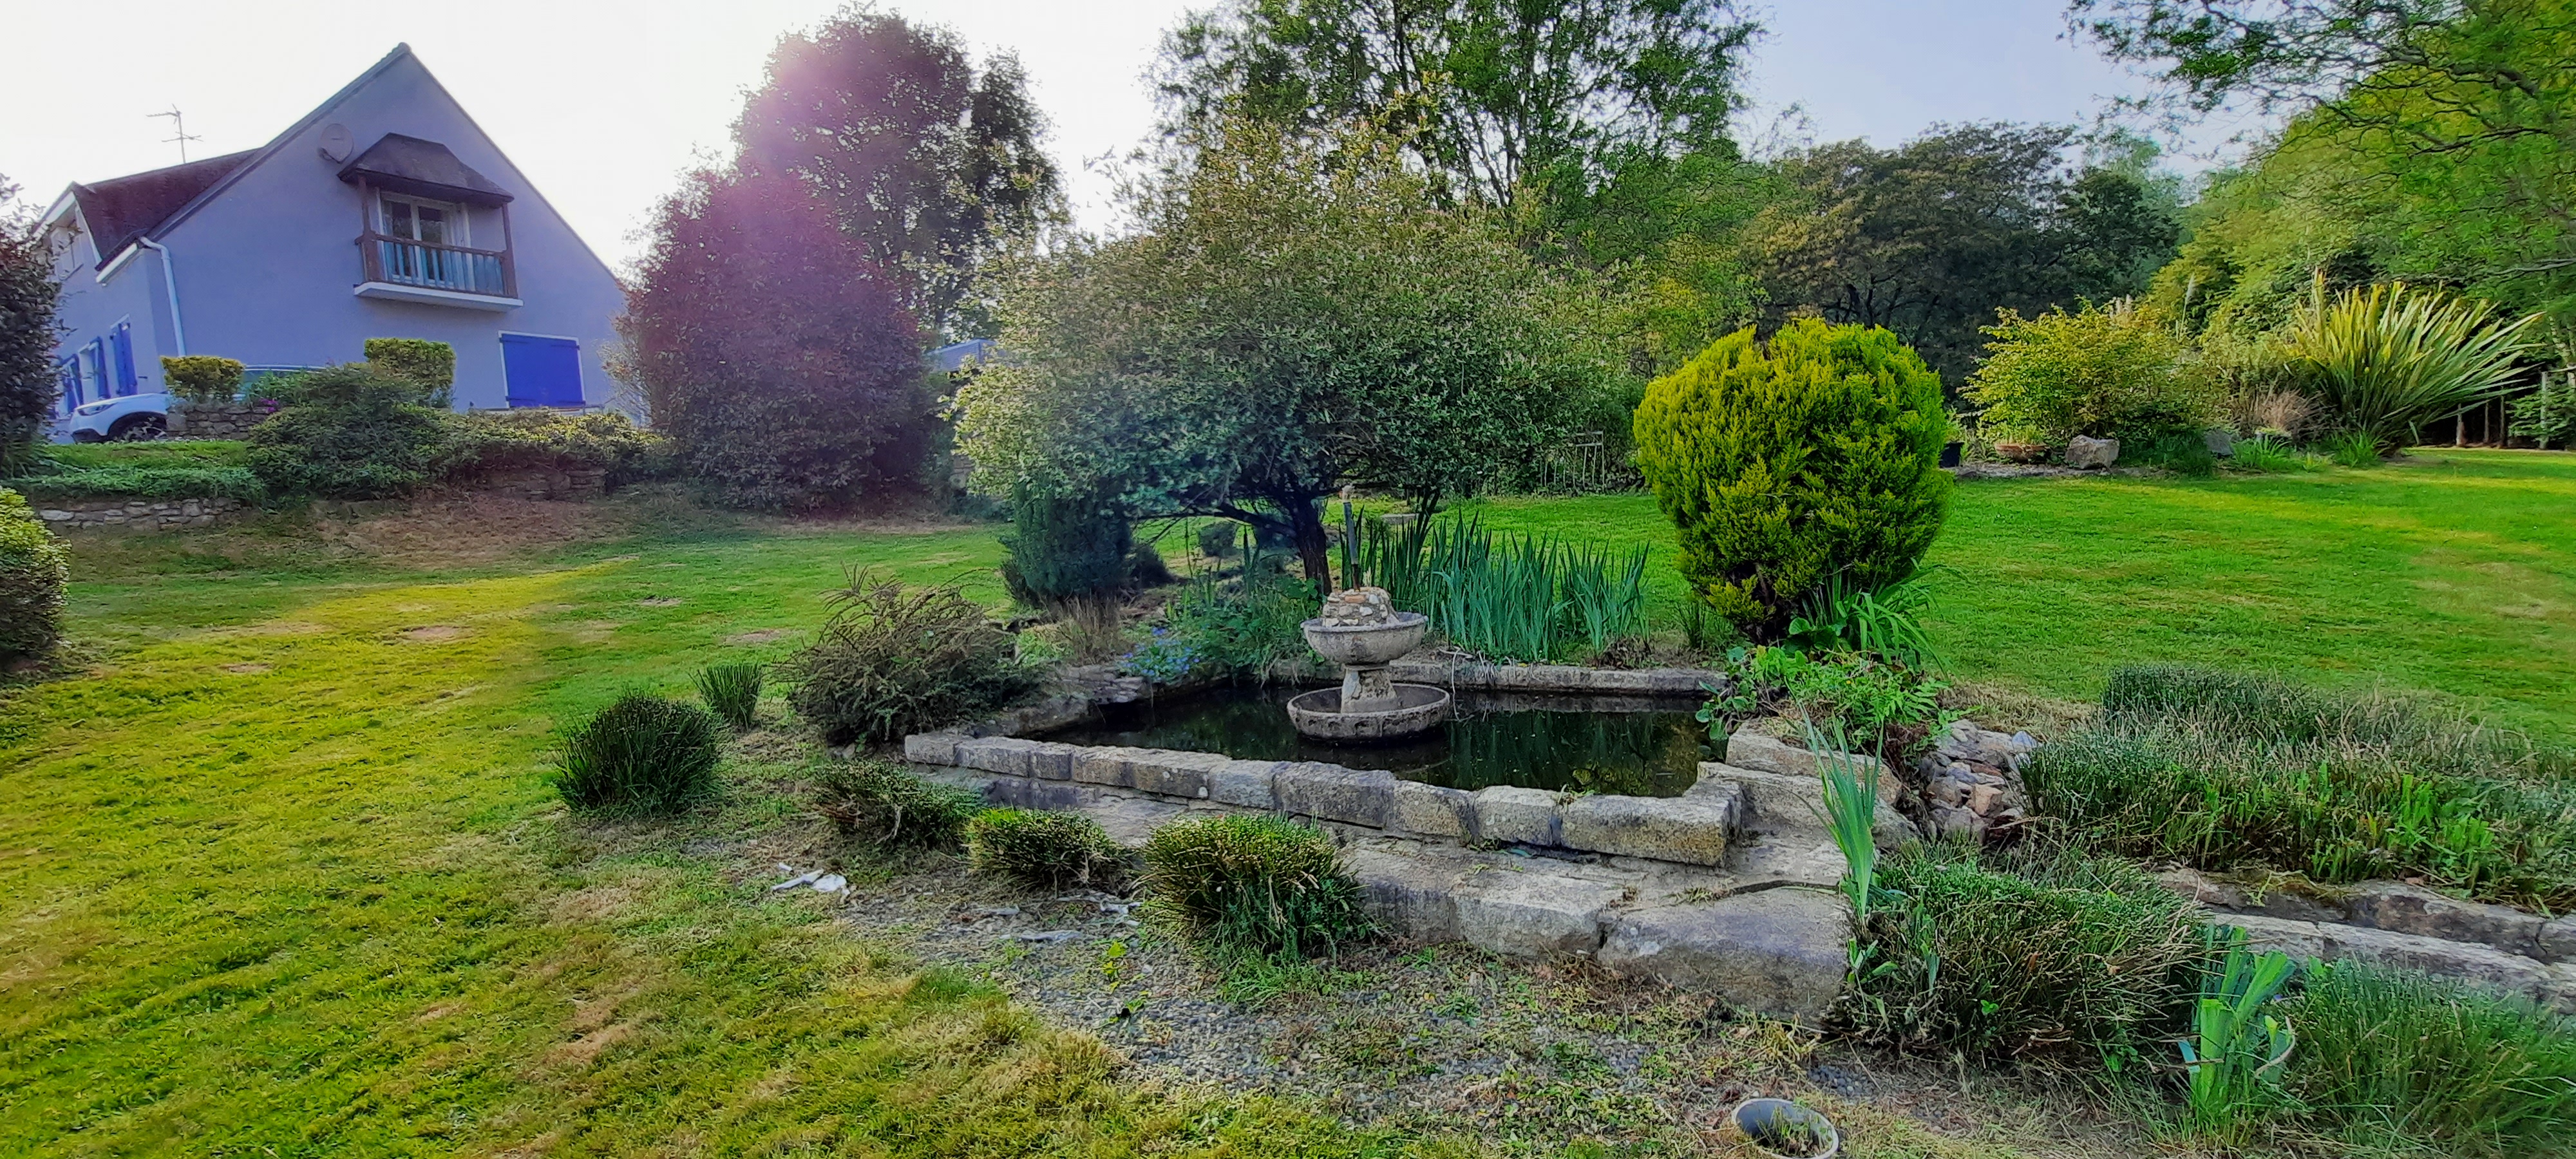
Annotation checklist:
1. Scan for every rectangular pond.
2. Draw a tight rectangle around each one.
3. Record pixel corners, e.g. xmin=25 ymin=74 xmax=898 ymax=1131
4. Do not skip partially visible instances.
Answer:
xmin=1042 ymin=683 xmax=1714 ymax=797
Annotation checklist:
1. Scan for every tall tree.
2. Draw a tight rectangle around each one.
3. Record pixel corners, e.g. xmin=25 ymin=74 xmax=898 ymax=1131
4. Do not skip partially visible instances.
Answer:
xmin=958 ymin=120 xmax=1619 ymax=585
xmin=0 ymin=177 xmax=62 ymax=469
xmin=735 ymin=5 xmax=1063 ymax=339
xmin=1155 ymin=0 xmax=1759 ymax=207
xmin=1736 ymin=125 xmax=2180 ymax=383
xmin=620 ymin=171 xmax=927 ymax=510
xmin=2071 ymin=0 xmax=2576 ymax=325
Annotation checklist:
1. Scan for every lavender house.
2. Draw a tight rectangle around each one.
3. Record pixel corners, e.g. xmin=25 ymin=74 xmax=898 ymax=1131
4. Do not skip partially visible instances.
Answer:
xmin=39 ymin=44 xmax=625 ymax=428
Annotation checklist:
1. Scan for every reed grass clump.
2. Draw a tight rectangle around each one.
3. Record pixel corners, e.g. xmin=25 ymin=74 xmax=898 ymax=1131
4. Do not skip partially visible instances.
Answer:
xmin=695 ymin=661 xmax=763 ymax=730
xmin=1358 ymin=514 xmax=1647 ymax=662
xmin=551 ymin=693 xmax=724 ymax=815
xmin=2278 ymin=961 xmax=2576 ymax=1154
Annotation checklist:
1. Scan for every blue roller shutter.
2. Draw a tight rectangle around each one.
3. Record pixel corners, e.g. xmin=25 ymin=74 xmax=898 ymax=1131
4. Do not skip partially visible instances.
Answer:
xmin=500 ymin=334 xmax=583 ymax=408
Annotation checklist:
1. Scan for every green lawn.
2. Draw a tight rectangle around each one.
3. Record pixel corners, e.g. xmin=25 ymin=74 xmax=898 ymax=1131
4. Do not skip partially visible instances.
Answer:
xmin=6 ymin=449 xmax=2571 ymax=1154
xmin=1464 ymin=449 xmax=2576 ymax=738
xmin=0 ymin=516 xmax=1435 ymax=1157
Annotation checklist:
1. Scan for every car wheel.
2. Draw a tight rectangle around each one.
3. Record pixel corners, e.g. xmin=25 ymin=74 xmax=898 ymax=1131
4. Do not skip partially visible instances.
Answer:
xmin=109 ymin=413 xmax=168 ymax=442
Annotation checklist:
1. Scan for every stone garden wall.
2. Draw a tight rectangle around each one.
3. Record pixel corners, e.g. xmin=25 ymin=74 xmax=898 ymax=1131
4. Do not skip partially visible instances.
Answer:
xmin=166 ymin=400 xmax=278 ymax=439
xmin=33 ymin=496 xmax=246 ymax=532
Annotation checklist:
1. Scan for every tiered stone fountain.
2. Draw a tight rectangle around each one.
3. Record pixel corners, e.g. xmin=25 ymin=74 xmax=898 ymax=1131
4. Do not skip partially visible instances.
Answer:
xmin=1285 ymin=587 xmax=1452 ymax=742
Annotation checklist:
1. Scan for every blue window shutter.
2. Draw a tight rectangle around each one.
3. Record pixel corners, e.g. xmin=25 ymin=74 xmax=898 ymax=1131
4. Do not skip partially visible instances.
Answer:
xmin=112 ymin=323 xmax=137 ymax=393
xmin=86 ymin=339 xmax=106 ymax=399
xmin=500 ymin=334 xmax=584 ymax=408
xmin=58 ymin=359 xmax=81 ymax=411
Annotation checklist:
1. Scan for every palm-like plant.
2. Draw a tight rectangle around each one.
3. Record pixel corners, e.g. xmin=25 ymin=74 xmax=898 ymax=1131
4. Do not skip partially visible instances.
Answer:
xmin=2285 ymin=279 xmax=2540 ymax=455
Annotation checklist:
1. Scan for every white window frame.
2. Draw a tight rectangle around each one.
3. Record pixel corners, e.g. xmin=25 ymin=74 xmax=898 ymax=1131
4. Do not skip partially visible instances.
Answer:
xmin=377 ymin=191 xmax=471 ymax=248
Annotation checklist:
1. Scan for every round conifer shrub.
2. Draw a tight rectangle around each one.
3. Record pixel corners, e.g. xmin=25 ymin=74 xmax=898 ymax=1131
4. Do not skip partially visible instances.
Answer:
xmin=0 ymin=487 xmax=69 ymax=664
xmin=1632 ymin=319 xmax=1951 ymax=640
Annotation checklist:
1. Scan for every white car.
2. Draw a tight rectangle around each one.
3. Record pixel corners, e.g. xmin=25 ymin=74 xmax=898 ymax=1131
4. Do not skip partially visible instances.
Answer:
xmin=62 ymin=393 xmax=172 ymax=442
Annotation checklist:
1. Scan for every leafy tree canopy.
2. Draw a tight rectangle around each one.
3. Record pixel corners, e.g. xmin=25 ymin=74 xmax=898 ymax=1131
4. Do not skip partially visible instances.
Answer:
xmin=0 ymin=177 xmax=62 ymax=469
xmin=2077 ymin=0 xmax=2576 ymax=332
xmin=1154 ymin=0 xmax=1759 ymax=208
xmin=958 ymin=119 xmax=1621 ymax=585
xmin=736 ymin=4 xmax=1063 ymax=339
xmin=1738 ymin=124 xmax=2184 ymax=384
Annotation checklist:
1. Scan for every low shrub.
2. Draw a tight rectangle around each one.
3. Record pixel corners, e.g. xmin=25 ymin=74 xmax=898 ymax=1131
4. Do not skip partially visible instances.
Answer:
xmin=363 ymin=338 xmax=456 ymax=400
xmin=2228 ymin=435 xmax=2301 ymax=473
xmin=694 ymin=662 xmax=762 ymax=730
xmin=2123 ymin=429 xmax=2219 ymax=476
xmin=1132 ymin=563 xmax=1313 ymax=681
xmin=1140 ymin=814 xmax=1377 ymax=965
xmin=1967 ymin=299 xmax=2217 ymax=445
xmin=1699 ymin=646 xmax=1947 ymax=764
xmin=551 ymin=693 xmax=724 ymax=814
xmin=2325 ymin=430 xmax=2382 ymax=467
xmin=1 ymin=464 xmax=265 ymax=501
xmin=247 ymin=364 xmax=450 ymax=498
xmin=1633 ymin=319 xmax=1951 ymax=641
xmin=0 ymin=487 xmax=69 ymax=663
xmin=1000 ymin=486 xmax=1135 ymax=608
xmin=440 ymin=409 xmax=670 ymax=487
xmin=964 ymin=808 xmax=1125 ymax=887
xmin=2508 ymin=373 xmax=2576 ymax=449
xmin=812 ymin=760 xmax=983 ymax=847
xmin=160 ymin=355 xmax=245 ymax=403
xmin=1197 ymin=519 xmax=1241 ymax=560
xmin=2033 ymin=666 xmax=2576 ymax=908
xmin=781 ymin=569 xmax=1041 ymax=746
xmin=1842 ymin=842 xmax=2211 ymax=1067
xmin=2277 ymin=961 xmax=2576 ymax=1154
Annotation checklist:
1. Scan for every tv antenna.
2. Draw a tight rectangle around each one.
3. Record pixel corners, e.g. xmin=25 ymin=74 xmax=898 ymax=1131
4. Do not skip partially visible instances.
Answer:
xmin=150 ymin=106 xmax=202 ymax=163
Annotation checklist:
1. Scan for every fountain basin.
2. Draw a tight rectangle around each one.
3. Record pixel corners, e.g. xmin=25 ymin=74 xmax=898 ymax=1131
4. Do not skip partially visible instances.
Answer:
xmin=1286 ymin=683 xmax=1451 ymax=742
xmin=1300 ymin=612 xmax=1428 ymax=667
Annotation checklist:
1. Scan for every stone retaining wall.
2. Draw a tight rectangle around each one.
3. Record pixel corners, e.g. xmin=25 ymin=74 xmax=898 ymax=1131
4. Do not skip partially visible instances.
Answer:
xmin=460 ymin=465 xmax=609 ymax=502
xmin=166 ymin=400 xmax=277 ymax=439
xmin=2161 ymin=869 xmax=2576 ymax=1011
xmin=32 ymin=496 xmax=246 ymax=531
xmin=903 ymin=733 xmax=1745 ymax=867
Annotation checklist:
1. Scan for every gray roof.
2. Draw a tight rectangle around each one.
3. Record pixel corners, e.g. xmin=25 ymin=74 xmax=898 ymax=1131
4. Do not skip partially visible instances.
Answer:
xmin=337 ymin=132 xmax=514 ymax=205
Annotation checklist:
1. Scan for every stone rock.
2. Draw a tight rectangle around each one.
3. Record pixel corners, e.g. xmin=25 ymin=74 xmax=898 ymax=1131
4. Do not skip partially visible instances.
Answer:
xmin=2320 ymin=923 xmax=2558 ymax=999
xmin=1206 ymin=759 xmax=1280 ymax=809
xmin=2226 ymin=914 xmax=2328 ymax=961
xmin=2154 ymin=867 xmax=2250 ymax=909
xmin=1473 ymin=786 xmax=1562 ymax=846
xmin=1559 ymin=794 xmax=1733 ymax=867
xmin=1596 ymin=888 xmax=1850 ymax=1024
xmin=1341 ymin=846 xmax=1463 ymax=942
xmin=1316 ymin=585 xmax=1396 ymax=627
xmin=2543 ymin=915 xmax=2576 ymax=965
xmin=2065 ymin=435 xmax=2120 ymax=469
xmin=1709 ymin=763 xmax=1910 ymax=845
xmin=1965 ymin=783 xmax=2003 ymax=814
xmin=2343 ymin=881 xmax=2545 ymax=956
xmin=1452 ymin=870 xmax=1622 ymax=959
xmin=1721 ymin=733 xmax=1897 ymax=804
xmin=1129 ymin=750 xmax=1218 ymax=799
xmin=1927 ymin=806 xmax=1983 ymax=840
xmin=1025 ymin=742 xmax=1077 ymax=780
xmin=1391 ymin=780 xmax=1475 ymax=839
xmin=2205 ymin=428 xmax=2235 ymax=458
xmin=1276 ymin=762 xmax=1397 ymax=828
xmin=1070 ymin=746 xmax=1139 ymax=789
xmin=902 ymin=733 xmax=964 ymax=766
xmin=956 ymin=736 xmax=1041 ymax=776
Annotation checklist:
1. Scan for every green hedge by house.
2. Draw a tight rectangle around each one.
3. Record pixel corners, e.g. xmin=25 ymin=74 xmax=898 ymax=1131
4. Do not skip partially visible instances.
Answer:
xmin=0 ymin=487 xmax=69 ymax=663
xmin=440 ymin=409 xmax=670 ymax=486
xmin=1 ymin=440 xmax=263 ymax=501
xmin=363 ymin=339 xmax=455 ymax=399
xmin=160 ymin=355 xmax=246 ymax=404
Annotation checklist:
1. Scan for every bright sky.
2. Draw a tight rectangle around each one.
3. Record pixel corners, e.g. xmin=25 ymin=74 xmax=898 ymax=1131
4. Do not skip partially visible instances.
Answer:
xmin=0 ymin=1 xmax=2234 ymax=273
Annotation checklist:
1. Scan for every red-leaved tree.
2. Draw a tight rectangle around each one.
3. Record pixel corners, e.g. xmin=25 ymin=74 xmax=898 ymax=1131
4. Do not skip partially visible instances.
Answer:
xmin=620 ymin=171 xmax=928 ymax=509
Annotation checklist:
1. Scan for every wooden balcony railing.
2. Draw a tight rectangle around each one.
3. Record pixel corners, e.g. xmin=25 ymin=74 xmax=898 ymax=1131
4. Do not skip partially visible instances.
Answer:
xmin=359 ymin=232 xmax=516 ymax=298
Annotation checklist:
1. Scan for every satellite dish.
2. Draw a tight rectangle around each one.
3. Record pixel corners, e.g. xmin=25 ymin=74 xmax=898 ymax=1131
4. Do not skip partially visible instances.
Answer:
xmin=317 ymin=124 xmax=354 ymax=164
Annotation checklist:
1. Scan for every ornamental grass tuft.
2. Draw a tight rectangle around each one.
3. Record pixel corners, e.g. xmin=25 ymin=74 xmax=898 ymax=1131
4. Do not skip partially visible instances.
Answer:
xmin=812 ymin=760 xmax=983 ymax=849
xmin=782 ymin=569 xmax=1041 ymax=746
xmin=1140 ymin=814 xmax=1377 ymax=966
xmin=965 ymin=808 xmax=1126 ymax=888
xmin=694 ymin=661 xmax=763 ymax=730
xmin=2278 ymin=960 xmax=2576 ymax=1155
xmin=551 ymin=692 xmax=724 ymax=815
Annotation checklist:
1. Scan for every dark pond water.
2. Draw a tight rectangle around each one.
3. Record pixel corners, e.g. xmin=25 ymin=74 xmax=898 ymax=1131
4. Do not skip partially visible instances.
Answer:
xmin=1043 ymin=683 xmax=1714 ymax=797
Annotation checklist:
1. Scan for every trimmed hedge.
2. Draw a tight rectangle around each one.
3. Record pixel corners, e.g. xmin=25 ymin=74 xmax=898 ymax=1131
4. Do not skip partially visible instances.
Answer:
xmin=363 ymin=339 xmax=455 ymax=399
xmin=160 ymin=355 xmax=246 ymax=404
xmin=0 ymin=487 xmax=69 ymax=662
xmin=1633 ymin=319 xmax=1951 ymax=640
xmin=440 ymin=409 xmax=670 ymax=486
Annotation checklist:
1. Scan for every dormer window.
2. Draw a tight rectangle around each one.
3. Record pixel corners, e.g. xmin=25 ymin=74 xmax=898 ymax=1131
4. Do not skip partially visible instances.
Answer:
xmin=340 ymin=132 xmax=522 ymax=308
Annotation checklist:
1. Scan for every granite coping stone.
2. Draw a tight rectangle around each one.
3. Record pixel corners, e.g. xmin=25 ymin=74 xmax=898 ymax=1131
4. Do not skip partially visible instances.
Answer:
xmin=1276 ymin=762 xmax=1398 ymax=828
xmin=2226 ymin=913 xmax=2575 ymax=1012
xmin=1562 ymin=793 xmax=1734 ymax=867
